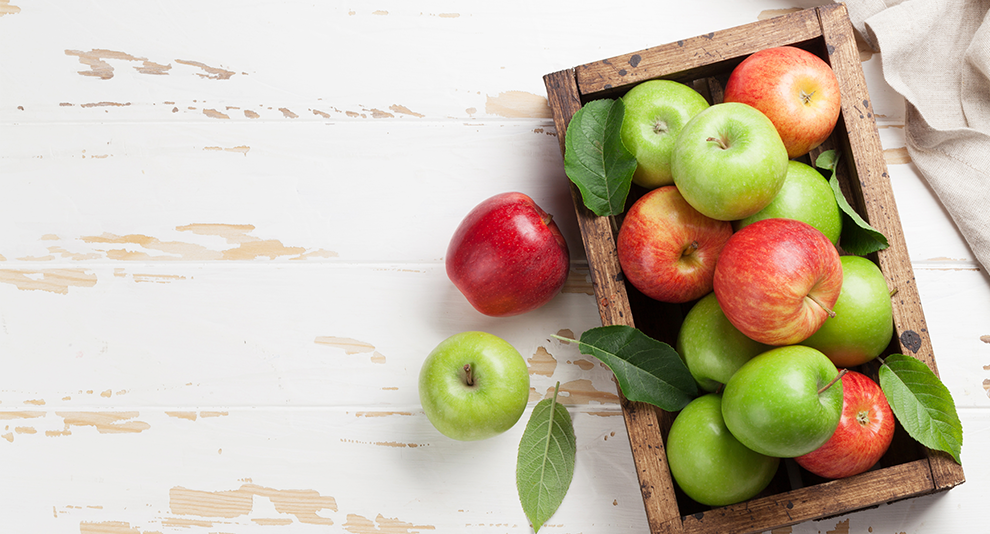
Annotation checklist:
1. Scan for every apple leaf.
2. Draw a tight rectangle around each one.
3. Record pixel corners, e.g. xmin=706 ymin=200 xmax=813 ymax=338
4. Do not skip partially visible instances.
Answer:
xmin=516 ymin=382 xmax=576 ymax=534
xmin=878 ymin=354 xmax=963 ymax=464
xmin=555 ymin=325 xmax=698 ymax=411
xmin=814 ymin=150 xmax=889 ymax=255
xmin=563 ymin=98 xmax=637 ymax=217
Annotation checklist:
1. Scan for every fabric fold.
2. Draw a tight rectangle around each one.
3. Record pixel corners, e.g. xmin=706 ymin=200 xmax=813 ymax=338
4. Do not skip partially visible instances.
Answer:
xmin=844 ymin=0 xmax=990 ymax=271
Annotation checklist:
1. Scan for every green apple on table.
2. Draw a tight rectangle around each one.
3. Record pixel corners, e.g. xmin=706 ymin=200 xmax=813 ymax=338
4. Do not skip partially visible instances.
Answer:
xmin=665 ymin=393 xmax=780 ymax=506
xmin=735 ymin=160 xmax=842 ymax=246
xmin=721 ymin=345 xmax=844 ymax=458
xmin=671 ymin=102 xmax=789 ymax=221
xmin=676 ymin=292 xmax=771 ymax=392
xmin=418 ymin=331 xmax=530 ymax=441
xmin=620 ymin=79 xmax=711 ymax=189
xmin=801 ymin=255 xmax=895 ymax=367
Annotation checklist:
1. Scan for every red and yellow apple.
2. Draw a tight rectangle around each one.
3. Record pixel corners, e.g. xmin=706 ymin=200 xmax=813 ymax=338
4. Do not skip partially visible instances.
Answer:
xmin=713 ymin=218 xmax=843 ymax=345
xmin=617 ymin=186 xmax=733 ymax=303
xmin=446 ymin=192 xmax=569 ymax=317
xmin=795 ymin=370 xmax=895 ymax=479
xmin=723 ymin=46 xmax=841 ymax=158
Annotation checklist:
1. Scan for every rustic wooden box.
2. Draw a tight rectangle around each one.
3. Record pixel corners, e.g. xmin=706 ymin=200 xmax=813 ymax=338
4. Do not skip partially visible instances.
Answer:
xmin=543 ymin=5 xmax=965 ymax=533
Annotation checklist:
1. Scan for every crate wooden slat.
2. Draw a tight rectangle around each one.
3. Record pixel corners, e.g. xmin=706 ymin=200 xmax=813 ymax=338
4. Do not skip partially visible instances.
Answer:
xmin=543 ymin=4 xmax=965 ymax=533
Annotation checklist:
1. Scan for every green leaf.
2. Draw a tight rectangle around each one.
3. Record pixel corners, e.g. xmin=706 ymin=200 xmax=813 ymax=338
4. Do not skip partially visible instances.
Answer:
xmin=814 ymin=150 xmax=889 ymax=255
xmin=556 ymin=325 xmax=698 ymax=411
xmin=563 ymin=98 xmax=637 ymax=216
xmin=879 ymin=354 xmax=963 ymax=464
xmin=516 ymin=383 xmax=576 ymax=533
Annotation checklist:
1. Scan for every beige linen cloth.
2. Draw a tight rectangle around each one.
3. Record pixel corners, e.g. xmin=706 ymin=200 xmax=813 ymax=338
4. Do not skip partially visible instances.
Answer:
xmin=843 ymin=0 xmax=990 ymax=271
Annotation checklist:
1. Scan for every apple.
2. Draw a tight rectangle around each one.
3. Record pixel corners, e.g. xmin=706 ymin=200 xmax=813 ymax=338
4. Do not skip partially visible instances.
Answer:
xmin=721 ymin=345 xmax=844 ymax=458
xmin=446 ymin=192 xmax=569 ymax=317
xmin=670 ymin=101 xmax=789 ymax=221
xmin=620 ymin=79 xmax=711 ymax=189
xmin=418 ymin=331 xmax=530 ymax=441
xmin=735 ymin=160 xmax=842 ymax=246
xmin=713 ymin=218 xmax=843 ymax=346
xmin=665 ymin=393 xmax=780 ymax=506
xmin=723 ymin=46 xmax=841 ymax=158
xmin=795 ymin=370 xmax=895 ymax=479
xmin=801 ymin=255 xmax=895 ymax=367
xmin=616 ymin=186 xmax=733 ymax=303
xmin=676 ymin=292 xmax=771 ymax=392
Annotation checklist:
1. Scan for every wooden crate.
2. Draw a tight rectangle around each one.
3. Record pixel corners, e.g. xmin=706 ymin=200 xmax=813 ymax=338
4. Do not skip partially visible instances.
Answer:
xmin=543 ymin=4 xmax=965 ymax=533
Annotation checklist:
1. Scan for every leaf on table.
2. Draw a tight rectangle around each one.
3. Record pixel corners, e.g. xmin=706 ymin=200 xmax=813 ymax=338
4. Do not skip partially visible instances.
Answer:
xmin=563 ymin=98 xmax=637 ymax=217
xmin=879 ymin=354 xmax=963 ymax=464
xmin=516 ymin=383 xmax=576 ymax=534
xmin=814 ymin=149 xmax=889 ymax=255
xmin=556 ymin=325 xmax=698 ymax=411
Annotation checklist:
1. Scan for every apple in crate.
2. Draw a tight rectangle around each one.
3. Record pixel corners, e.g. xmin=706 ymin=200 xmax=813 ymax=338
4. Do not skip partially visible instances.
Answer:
xmin=713 ymin=218 xmax=843 ymax=346
xmin=796 ymin=370 xmax=895 ymax=479
xmin=617 ymin=185 xmax=733 ymax=303
xmin=736 ymin=160 xmax=842 ymax=246
xmin=418 ymin=331 xmax=530 ymax=441
xmin=721 ymin=345 xmax=844 ymax=458
xmin=665 ymin=393 xmax=780 ymax=506
xmin=723 ymin=45 xmax=841 ymax=158
xmin=676 ymin=292 xmax=771 ymax=392
xmin=620 ymin=79 xmax=711 ymax=189
xmin=671 ymin=101 xmax=789 ymax=221
xmin=801 ymin=255 xmax=895 ymax=367
xmin=446 ymin=192 xmax=569 ymax=317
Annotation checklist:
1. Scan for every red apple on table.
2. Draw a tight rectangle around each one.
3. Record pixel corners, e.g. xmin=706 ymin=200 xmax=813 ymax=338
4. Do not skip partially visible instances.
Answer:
xmin=795 ymin=370 xmax=895 ymax=479
xmin=446 ymin=192 xmax=569 ymax=317
xmin=617 ymin=185 xmax=733 ymax=303
xmin=723 ymin=46 xmax=841 ymax=158
xmin=713 ymin=218 xmax=843 ymax=346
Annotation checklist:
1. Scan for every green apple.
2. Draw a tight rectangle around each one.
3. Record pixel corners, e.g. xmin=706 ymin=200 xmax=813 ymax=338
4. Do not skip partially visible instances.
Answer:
xmin=620 ymin=80 xmax=711 ymax=189
xmin=418 ymin=331 xmax=530 ymax=441
xmin=676 ymin=292 xmax=771 ymax=392
xmin=666 ymin=393 xmax=780 ymax=506
xmin=735 ymin=160 xmax=842 ymax=245
xmin=671 ymin=102 xmax=789 ymax=221
xmin=721 ymin=345 xmax=844 ymax=458
xmin=801 ymin=255 xmax=894 ymax=367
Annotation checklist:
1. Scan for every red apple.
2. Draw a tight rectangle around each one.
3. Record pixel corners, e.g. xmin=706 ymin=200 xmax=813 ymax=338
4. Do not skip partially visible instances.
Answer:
xmin=723 ymin=46 xmax=841 ymax=158
xmin=795 ymin=370 xmax=895 ymax=479
xmin=713 ymin=218 xmax=842 ymax=345
xmin=446 ymin=192 xmax=569 ymax=317
xmin=617 ymin=185 xmax=733 ymax=303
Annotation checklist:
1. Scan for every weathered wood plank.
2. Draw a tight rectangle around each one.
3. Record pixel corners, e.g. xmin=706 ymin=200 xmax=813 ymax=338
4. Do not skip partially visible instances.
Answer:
xmin=545 ymin=67 xmax=683 ymax=534
xmin=818 ymin=1 xmax=966 ymax=493
xmin=574 ymin=8 xmax=823 ymax=95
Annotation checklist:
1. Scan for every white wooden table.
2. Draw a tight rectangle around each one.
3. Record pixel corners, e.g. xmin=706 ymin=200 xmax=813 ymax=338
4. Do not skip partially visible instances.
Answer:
xmin=2 ymin=1 xmax=987 ymax=532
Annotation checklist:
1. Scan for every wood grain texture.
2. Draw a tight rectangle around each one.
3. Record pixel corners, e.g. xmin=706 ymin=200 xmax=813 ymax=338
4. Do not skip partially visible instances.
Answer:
xmin=544 ymin=5 xmax=967 ymax=533
xmin=1 ymin=1 xmax=987 ymax=533
xmin=574 ymin=7 xmax=823 ymax=95
xmin=818 ymin=2 xmax=966 ymax=492
xmin=544 ymin=68 xmax=682 ymax=534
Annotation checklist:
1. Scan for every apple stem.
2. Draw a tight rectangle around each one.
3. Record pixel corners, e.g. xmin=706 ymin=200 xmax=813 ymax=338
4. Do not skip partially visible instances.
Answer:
xmin=705 ymin=136 xmax=729 ymax=150
xmin=463 ymin=363 xmax=475 ymax=387
xmin=682 ymin=241 xmax=699 ymax=258
xmin=807 ymin=293 xmax=837 ymax=318
xmin=890 ymin=286 xmax=899 ymax=298
xmin=818 ymin=368 xmax=848 ymax=395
